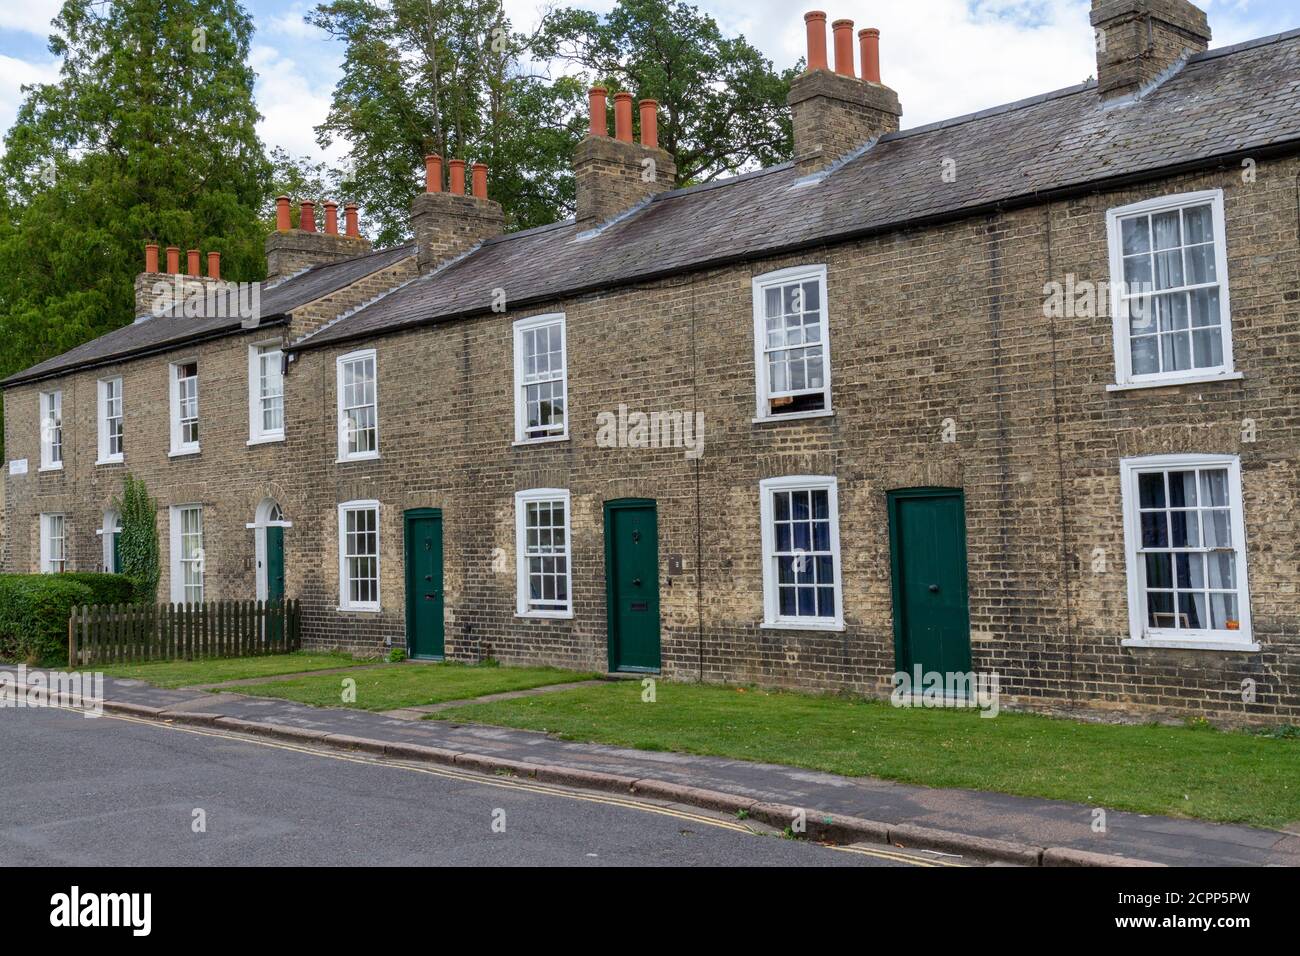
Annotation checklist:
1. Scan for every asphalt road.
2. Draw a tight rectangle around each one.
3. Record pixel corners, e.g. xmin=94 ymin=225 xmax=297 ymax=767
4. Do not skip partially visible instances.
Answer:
xmin=0 ymin=706 xmax=947 ymax=867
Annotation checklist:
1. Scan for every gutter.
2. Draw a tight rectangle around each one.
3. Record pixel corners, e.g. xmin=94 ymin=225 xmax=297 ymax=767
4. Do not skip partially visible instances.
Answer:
xmin=289 ymin=139 xmax=1300 ymax=357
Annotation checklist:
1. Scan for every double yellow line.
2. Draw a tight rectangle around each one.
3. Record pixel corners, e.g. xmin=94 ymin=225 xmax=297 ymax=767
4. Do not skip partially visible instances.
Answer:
xmin=52 ymin=704 xmax=963 ymax=867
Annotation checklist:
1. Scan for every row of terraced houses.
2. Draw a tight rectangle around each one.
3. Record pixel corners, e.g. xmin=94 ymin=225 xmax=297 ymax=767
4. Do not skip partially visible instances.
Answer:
xmin=4 ymin=1 xmax=1299 ymax=722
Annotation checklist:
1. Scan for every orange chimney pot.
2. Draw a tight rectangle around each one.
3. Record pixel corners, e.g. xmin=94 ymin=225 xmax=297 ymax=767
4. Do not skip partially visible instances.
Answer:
xmin=588 ymin=87 xmax=609 ymax=137
xmin=832 ymin=19 xmax=855 ymax=77
xmin=804 ymin=12 xmax=828 ymax=71
xmin=344 ymin=202 xmax=360 ymax=238
xmin=613 ymin=92 xmax=633 ymax=142
xmin=324 ymin=200 xmax=338 ymax=235
xmin=638 ymin=99 xmax=658 ymax=149
xmin=299 ymin=200 xmax=316 ymax=232
xmin=187 ymin=249 xmax=200 ymax=276
xmin=859 ymin=28 xmax=880 ymax=83
xmin=275 ymin=195 xmax=291 ymax=231
xmin=449 ymin=159 xmax=466 ymax=195
xmin=207 ymin=251 xmax=220 ymax=280
xmin=165 ymin=246 xmax=180 ymax=274
xmin=144 ymin=243 xmax=159 ymax=273
xmin=471 ymin=162 xmax=488 ymax=199
xmin=424 ymin=154 xmax=443 ymax=193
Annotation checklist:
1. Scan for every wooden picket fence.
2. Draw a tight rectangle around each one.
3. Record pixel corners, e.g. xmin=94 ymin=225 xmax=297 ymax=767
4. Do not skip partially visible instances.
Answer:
xmin=68 ymin=599 xmax=301 ymax=666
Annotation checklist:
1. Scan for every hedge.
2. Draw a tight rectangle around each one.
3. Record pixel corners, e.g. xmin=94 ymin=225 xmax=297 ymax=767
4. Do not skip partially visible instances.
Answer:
xmin=0 ymin=573 xmax=136 ymax=664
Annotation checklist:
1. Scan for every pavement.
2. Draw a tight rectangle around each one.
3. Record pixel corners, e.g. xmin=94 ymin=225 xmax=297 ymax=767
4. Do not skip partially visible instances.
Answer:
xmin=2 ymin=706 xmax=928 ymax=867
xmin=5 ymin=665 xmax=1298 ymax=867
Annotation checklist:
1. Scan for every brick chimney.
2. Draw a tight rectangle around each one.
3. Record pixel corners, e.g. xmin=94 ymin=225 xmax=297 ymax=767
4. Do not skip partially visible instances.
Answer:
xmin=134 ymin=243 xmax=229 ymax=316
xmin=409 ymin=154 xmax=505 ymax=273
xmin=1090 ymin=0 xmax=1210 ymax=100
xmin=573 ymin=87 xmax=676 ymax=227
xmin=788 ymin=12 xmax=901 ymax=172
xmin=265 ymin=194 xmax=372 ymax=280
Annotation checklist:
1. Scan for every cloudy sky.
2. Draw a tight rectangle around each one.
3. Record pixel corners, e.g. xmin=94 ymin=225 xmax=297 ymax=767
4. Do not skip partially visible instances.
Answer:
xmin=0 ymin=0 xmax=1294 ymax=166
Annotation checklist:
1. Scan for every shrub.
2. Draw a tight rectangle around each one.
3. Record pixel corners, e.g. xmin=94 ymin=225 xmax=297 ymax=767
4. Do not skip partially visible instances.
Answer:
xmin=58 ymin=572 xmax=137 ymax=605
xmin=0 ymin=574 xmax=99 ymax=664
xmin=117 ymin=474 xmax=160 ymax=603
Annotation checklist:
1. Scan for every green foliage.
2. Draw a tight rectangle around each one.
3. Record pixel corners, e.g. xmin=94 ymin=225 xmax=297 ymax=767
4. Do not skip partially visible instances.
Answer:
xmin=56 ymin=573 xmax=137 ymax=605
xmin=387 ymin=647 xmax=406 ymax=663
xmin=0 ymin=0 xmax=272 ymax=454
xmin=116 ymin=474 xmax=160 ymax=603
xmin=0 ymin=574 xmax=95 ymax=663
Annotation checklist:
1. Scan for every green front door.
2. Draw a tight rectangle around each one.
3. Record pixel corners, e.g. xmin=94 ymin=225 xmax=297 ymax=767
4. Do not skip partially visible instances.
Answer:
xmin=888 ymin=489 xmax=972 ymax=680
xmin=266 ymin=526 xmax=285 ymax=641
xmin=110 ymin=533 xmax=121 ymax=574
xmin=404 ymin=509 xmax=445 ymax=659
xmin=604 ymin=500 xmax=660 ymax=672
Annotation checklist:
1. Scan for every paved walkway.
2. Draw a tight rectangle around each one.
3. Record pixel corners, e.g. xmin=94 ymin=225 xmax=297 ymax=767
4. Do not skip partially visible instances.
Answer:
xmin=8 ymin=666 xmax=1297 ymax=866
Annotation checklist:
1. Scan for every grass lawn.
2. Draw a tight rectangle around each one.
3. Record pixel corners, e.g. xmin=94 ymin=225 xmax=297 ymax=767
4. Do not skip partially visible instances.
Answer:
xmin=88 ymin=652 xmax=371 ymax=689
xmin=233 ymin=662 xmax=600 ymax=712
xmin=431 ymin=681 xmax=1300 ymax=828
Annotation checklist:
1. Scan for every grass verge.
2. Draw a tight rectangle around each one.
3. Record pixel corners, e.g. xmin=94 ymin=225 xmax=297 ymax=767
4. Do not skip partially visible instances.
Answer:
xmin=233 ymin=661 xmax=600 ymax=711
xmin=431 ymin=680 xmax=1299 ymax=827
xmin=88 ymin=652 xmax=370 ymax=689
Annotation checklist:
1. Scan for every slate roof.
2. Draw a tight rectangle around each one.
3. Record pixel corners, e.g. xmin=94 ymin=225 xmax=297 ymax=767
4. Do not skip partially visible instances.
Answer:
xmin=294 ymin=27 xmax=1300 ymax=353
xmin=2 ymin=243 xmax=414 ymax=386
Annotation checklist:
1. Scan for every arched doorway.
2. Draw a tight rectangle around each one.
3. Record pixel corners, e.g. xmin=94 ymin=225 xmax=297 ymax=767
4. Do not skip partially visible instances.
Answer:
xmin=248 ymin=499 xmax=291 ymax=602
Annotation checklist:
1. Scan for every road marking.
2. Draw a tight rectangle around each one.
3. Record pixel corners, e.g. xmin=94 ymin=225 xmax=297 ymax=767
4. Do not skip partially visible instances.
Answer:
xmin=41 ymin=703 xmax=959 ymax=867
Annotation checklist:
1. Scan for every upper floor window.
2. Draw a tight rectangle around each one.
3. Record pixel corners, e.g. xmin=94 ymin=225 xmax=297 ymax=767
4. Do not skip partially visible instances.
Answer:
xmin=759 ymin=476 xmax=843 ymax=630
xmin=338 ymin=500 xmax=380 ymax=611
xmin=752 ymin=266 xmax=832 ymax=421
xmin=97 ymin=377 xmax=124 ymax=463
xmin=1107 ymin=191 xmax=1233 ymax=388
xmin=1120 ymin=454 xmax=1253 ymax=649
xmin=512 ymin=314 xmax=567 ymax=443
xmin=39 ymin=390 xmax=62 ymax=470
xmin=249 ymin=344 xmax=285 ymax=444
xmin=169 ymin=361 xmax=200 ymax=455
xmin=40 ymin=513 xmax=66 ymax=573
xmin=336 ymin=349 xmax=378 ymax=461
xmin=515 ymin=488 xmax=572 ymax=617
xmin=170 ymin=504 xmax=204 ymax=604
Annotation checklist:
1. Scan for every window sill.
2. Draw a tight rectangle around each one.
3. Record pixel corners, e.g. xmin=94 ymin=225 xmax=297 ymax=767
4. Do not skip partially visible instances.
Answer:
xmin=1122 ymin=637 xmax=1259 ymax=652
xmin=247 ymin=435 xmax=285 ymax=447
xmin=337 ymin=606 xmax=382 ymax=614
xmin=336 ymin=452 xmax=380 ymax=464
xmin=512 ymin=435 xmax=569 ymax=447
xmin=1107 ymin=372 xmax=1243 ymax=393
xmin=38 ymin=464 xmax=63 ymax=473
xmin=515 ymin=610 xmax=574 ymax=621
xmin=168 ymin=448 xmax=200 ymax=459
xmin=752 ymin=409 xmax=834 ymax=425
xmin=95 ymin=456 xmax=124 ymax=467
xmin=761 ymin=619 xmax=845 ymax=633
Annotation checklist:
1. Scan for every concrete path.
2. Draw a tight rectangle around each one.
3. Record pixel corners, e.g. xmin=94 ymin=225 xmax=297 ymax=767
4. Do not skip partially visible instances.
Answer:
xmin=7 ymin=666 xmax=1297 ymax=866
xmin=183 ymin=661 xmax=389 ymax=691
xmin=378 ymin=679 xmax=608 ymax=720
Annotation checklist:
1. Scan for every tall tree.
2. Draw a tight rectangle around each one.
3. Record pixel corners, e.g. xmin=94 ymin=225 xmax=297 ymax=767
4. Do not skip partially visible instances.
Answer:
xmin=309 ymin=0 xmax=584 ymax=243
xmin=537 ymin=0 xmax=796 ymax=185
xmin=0 ymin=0 xmax=271 ymax=429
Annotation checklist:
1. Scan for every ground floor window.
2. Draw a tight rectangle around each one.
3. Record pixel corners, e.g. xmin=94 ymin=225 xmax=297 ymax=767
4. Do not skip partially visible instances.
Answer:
xmin=170 ymin=505 xmax=204 ymax=604
xmin=40 ymin=513 xmax=66 ymax=573
xmin=759 ymin=476 xmax=843 ymax=629
xmin=338 ymin=501 xmax=380 ymax=611
xmin=1121 ymin=454 xmax=1252 ymax=645
xmin=515 ymin=489 xmax=572 ymax=617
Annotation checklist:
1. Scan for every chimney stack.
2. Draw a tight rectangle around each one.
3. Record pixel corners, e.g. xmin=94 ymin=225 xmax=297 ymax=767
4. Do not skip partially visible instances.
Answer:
xmin=573 ymin=88 xmax=677 ymax=226
xmin=409 ymin=153 xmax=504 ymax=274
xmin=265 ymin=193 xmax=372 ymax=280
xmin=788 ymin=11 xmax=901 ymax=172
xmin=135 ymin=242 xmax=228 ymax=316
xmin=1090 ymin=0 xmax=1210 ymax=100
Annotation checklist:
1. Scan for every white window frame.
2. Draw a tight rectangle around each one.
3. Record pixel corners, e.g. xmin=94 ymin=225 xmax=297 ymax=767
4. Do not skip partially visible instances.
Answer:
xmin=759 ymin=476 xmax=844 ymax=631
xmin=97 ymin=377 xmax=124 ymax=464
xmin=751 ymin=265 xmax=834 ymax=422
xmin=248 ymin=343 xmax=285 ymax=445
xmin=337 ymin=500 xmax=381 ymax=611
xmin=1120 ymin=454 xmax=1255 ymax=651
xmin=169 ymin=505 xmax=205 ymax=604
xmin=97 ymin=509 xmax=121 ymax=573
xmin=40 ymin=513 xmax=66 ymax=573
xmin=168 ymin=360 xmax=200 ymax=456
xmin=1106 ymin=190 xmax=1237 ymax=390
xmin=515 ymin=488 xmax=573 ymax=618
xmin=39 ymin=390 xmax=63 ymax=471
xmin=512 ymin=313 xmax=569 ymax=445
xmin=335 ymin=349 xmax=379 ymax=462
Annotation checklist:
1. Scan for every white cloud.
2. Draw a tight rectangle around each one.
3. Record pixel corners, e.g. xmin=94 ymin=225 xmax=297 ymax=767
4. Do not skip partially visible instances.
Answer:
xmin=0 ymin=1 xmax=63 ymax=38
xmin=250 ymin=44 xmax=349 ymax=164
xmin=0 ymin=54 xmax=59 ymax=153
